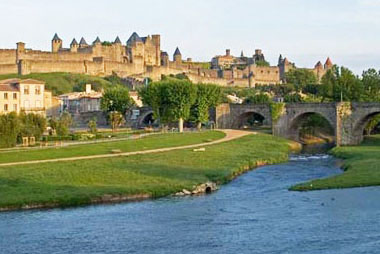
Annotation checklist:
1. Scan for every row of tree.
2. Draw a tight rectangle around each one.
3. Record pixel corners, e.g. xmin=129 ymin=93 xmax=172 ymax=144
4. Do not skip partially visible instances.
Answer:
xmin=284 ymin=66 xmax=380 ymax=102
xmin=139 ymin=80 xmax=222 ymax=132
xmin=0 ymin=112 xmax=46 ymax=148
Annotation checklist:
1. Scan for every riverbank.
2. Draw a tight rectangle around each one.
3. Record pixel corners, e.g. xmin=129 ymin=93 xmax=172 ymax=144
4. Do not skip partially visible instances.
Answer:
xmin=0 ymin=133 xmax=300 ymax=212
xmin=290 ymin=135 xmax=380 ymax=191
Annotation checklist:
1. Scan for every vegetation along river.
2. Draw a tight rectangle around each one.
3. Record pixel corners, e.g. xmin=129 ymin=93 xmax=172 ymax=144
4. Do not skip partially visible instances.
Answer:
xmin=1 ymin=152 xmax=379 ymax=254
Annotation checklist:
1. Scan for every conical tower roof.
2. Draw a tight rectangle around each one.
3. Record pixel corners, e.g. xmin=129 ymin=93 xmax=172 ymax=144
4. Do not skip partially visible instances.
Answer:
xmin=79 ymin=37 xmax=88 ymax=46
xmin=93 ymin=36 xmax=101 ymax=44
xmin=52 ymin=33 xmax=61 ymax=41
xmin=325 ymin=57 xmax=332 ymax=66
xmin=174 ymin=47 xmax=181 ymax=56
xmin=70 ymin=38 xmax=78 ymax=46
xmin=114 ymin=36 xmax=122 ymax=44
xmin=127 ymin=32 xmax=142 ymax=46
xmin=315 ymin=61 xmax=323 ymax=68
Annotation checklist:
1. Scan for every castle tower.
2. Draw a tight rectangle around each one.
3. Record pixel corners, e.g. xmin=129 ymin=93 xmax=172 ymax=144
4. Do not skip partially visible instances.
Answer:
xmin=93 ymin=37 xmax=101 ymax=45
xmin=16 ymin=42 xmax=25 ymax=62
xmin=70 ymin=38 xmax=79 ymax=53
xmin=52 ymin=33 xmax=62 ymax=53
xmin=160 ymin=51 xmax=169 ymax=66
xmin=324 ymin=57 xmax=333 ymax=70
xmin=152 ymin=34 xmax=161 ymax=66
xmin=278 ymin=54 xmax=283 ymax=66
xmin=173 ymin=47 xmax=182 ymax=64
xmin=79 ymin=37 xmax=89 ymax=48
xmin=114 ymin=36 xmax=122 ymax=44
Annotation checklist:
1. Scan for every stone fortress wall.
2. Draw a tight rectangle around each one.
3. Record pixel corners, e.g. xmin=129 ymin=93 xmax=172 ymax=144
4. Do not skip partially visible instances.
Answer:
xmin=0 ymin=33 xmax=333 ymax=87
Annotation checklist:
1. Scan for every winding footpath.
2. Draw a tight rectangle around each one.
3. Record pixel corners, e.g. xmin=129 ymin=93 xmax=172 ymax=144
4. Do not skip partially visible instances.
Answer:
xmin=0 ymin=129 xmax=252 ymax=167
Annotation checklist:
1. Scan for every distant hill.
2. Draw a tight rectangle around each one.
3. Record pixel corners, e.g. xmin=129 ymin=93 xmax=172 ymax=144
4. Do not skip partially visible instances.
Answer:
xmin=0 ymin=72 xmax=120 ymax=96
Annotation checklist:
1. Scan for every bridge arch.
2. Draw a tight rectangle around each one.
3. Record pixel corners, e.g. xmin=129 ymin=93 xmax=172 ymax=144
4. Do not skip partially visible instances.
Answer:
xmin=138 ymin=110 xmax=155 ymax=126
xmin=235 ymin=111 xmax=267 ymax=129
xmin=287 ymin=111 xmax=336 ymax=143
xmin=351 ymin=110 xmax=380 ymax=144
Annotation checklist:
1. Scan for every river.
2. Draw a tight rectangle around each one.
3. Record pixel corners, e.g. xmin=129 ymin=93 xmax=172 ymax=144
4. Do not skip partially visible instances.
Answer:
xmin=1 ymin=154 xmax=380 ymax=254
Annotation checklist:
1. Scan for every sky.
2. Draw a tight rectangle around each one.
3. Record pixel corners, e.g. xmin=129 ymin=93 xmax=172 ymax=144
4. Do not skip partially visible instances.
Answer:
xmin=1 ymin=0 xmax=380 ymax=74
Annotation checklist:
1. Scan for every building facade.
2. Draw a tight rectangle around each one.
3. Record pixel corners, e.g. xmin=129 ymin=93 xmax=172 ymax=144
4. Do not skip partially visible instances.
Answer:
xmin=0 ymin=79 xmax=53 ymax=115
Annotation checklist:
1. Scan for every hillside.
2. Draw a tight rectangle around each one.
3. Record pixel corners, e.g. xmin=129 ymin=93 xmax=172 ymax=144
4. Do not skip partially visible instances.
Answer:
xmin=0 ymin=72 xmax=120 ymax=95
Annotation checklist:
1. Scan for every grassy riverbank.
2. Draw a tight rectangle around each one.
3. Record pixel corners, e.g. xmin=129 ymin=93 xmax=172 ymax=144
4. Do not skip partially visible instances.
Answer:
xmin=0 ymin=131 xmax=224 ymax=164
xmin=291 ymin=135 xmax=380 ymax=191
xmin=0 ymin=133 xmax=298 ymax=211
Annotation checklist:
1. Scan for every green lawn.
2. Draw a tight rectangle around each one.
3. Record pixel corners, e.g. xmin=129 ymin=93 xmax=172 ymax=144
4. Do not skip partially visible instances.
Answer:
xmin=0 ymin=131 xmax=225 ymax=164
xmin=0 ymin=72 xmax=114 ymax=95
xmin=0 ymin=133 xmax=296 ymax=210
xmin=290 ymin=135 xmax=380 ymax=191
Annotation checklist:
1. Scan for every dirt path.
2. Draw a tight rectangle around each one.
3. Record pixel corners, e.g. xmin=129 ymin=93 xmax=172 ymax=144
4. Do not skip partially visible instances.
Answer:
xmin=0 ymin=129 xmax=252 ymax=167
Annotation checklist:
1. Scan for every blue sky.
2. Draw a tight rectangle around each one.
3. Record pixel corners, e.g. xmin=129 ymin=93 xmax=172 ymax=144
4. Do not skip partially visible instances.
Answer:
xmin=1 ymin=0 xmax=380 ymax=74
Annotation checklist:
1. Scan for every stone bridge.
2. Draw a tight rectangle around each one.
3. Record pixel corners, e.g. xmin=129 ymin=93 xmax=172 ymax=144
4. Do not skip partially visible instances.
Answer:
xmin=215 ymin=103 xmax=380 ymax=145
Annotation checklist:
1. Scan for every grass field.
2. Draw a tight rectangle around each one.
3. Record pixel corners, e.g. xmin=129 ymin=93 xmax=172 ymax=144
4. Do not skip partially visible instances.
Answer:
xmin=0 ymin=133 xmax=296 ymax=210
xmin=0 ymin=72 xmax=114 ymax=95
xmin=0 ymin=131 xmax=225 ymax=164
xmin=290 ymin=135 xmax=380 ymax=191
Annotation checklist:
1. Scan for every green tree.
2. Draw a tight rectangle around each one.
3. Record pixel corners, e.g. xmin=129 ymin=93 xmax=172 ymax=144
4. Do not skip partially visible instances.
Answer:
xmin=244 ymin=93 xmax=271 ymax=104
xmin=255 ymin=60 xmax=270 ymax=67
xmin=284 ymin=93 xmax=303 ymax=103
xmin=285 ymin=69 xmax=317 ymax=92
xmin=190 ymin=83 xmax=222 ymax=130
xmin=0 ymin=112 xmax=20 ymax=148
xmin=88 ymin=118 xmax=97 ymax=134
xmin=101 ymin=86 xmax=134 ymax=115
xmin=56 ymin=112 xmax=72 ymax=136
xmin=319 ymin=66 xmax=363 ymax=102
xmin=362 ymin=69 xmax=380 ymax=102
xmin=365 ymin=114 xmax=380 ymax=135
xmin=19 ymin=112 xmax=47 ymax=140
xmin=139 ymin=80 xmax=197 ymax=132
xmin=109 ymin=111 xmax=125 ymax=132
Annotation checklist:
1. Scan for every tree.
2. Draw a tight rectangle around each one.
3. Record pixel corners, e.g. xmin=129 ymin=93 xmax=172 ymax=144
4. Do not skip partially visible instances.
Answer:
xmin=56 ymin=112 xmax=72 ymax=136
xmin=139 ymin=80 xmax=197 ymax=132
xmin=365 ymin=114 xmax=380 ymax=135
xmin=255 ymin=60 xmax=270 ymax=67
xmin=109 ymin=111 xmax=125 ymax=132
xmin=19 ymin=112 xmax=47 ymax=140
xmin=319 ymin=66 xmax=363 ymax=102
xmin=101 ymin=86 xmax=134 ymax=115
xmin=190 ymin=83 xmax=222 ymax=130
xmin=362 ymin=69 xmax=380 ymax=102
xmin=88 ymin=118 xmax=97 ymax=134
xmin=285 ymin=69 xmax=317 ymax=92
xmin=284 ymin=93 xmax=303 ymax=103
xmin=0 ymin=112 xmax=20 ymax=148
xmin=244 ymin=93 xmax=271 ymax=104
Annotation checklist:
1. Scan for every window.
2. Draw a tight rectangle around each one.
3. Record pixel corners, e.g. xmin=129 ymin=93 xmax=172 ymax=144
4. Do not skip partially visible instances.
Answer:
xmin=35 ymin=101 xmax=41 ymax=108
xmin=4 ymin=104 xmax=8 ymax=111
xmin=13 ymin=93 xmax=17 ymax=99
xmin=4 ymin=93 xmax=8 ymax=100
xmin=24 ymin=100 xmax=29 ymax=108
xmin=24 ymin=87 xmax=29 ymax=95
xmin=13 ymin=104 xmax=17 ymax=111
xmin=35 ymin=86 xmax=41 ymax=95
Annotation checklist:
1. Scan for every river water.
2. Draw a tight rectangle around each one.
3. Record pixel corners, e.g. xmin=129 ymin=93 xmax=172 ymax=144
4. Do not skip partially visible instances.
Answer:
xmin=1 ymin=154 xmax=380 ymax=254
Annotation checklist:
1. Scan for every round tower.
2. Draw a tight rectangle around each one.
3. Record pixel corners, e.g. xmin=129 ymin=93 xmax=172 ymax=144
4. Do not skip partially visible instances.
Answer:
xmin=173 ymin=47 xmax=182 ymax=64
xmin=52 ymin=33 xmax=62 ymax=53
xmin=70 ymin=38 xmax=79 ymax=53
